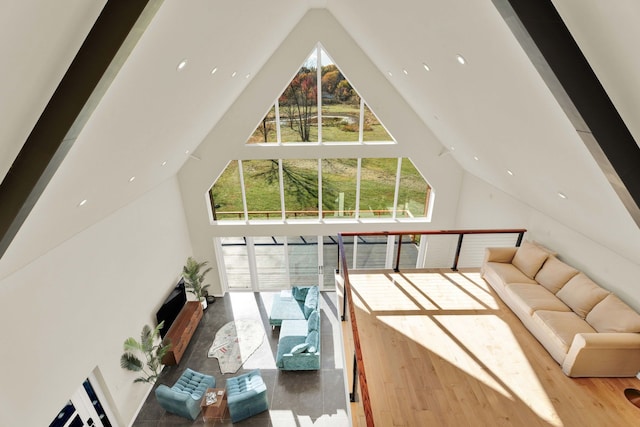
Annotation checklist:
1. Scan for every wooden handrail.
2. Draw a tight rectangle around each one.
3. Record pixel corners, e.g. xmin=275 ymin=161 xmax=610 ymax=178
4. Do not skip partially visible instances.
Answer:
xmin=338 ymin=233 xmax=375 ymax=427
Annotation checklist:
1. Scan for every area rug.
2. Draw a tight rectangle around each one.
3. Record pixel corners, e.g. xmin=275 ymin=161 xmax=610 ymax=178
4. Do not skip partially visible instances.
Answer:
xmin=207 ymin=319 xmax=266 ymax=373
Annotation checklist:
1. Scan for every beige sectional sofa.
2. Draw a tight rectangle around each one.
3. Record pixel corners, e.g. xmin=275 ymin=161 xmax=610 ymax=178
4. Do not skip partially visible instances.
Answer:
xmin=481 ymin=241 xmax=640 ymax=377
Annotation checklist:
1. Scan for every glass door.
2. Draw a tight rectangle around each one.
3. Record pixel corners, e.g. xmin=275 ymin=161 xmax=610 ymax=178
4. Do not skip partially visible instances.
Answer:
xmin=49 ymin=379 xmax=112 ymax=427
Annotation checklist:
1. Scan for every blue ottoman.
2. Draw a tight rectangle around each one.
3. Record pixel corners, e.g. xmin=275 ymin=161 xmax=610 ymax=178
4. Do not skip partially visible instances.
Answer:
xmin=155 ymin=368 xmax=215 ymax=420
xmin=225 ymin=369 xmax=268 ymax=423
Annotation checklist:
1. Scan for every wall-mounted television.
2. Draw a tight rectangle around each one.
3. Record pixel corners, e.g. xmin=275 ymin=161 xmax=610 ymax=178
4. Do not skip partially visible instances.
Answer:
xmin=155 ymin=278 xmax=187 ymax=338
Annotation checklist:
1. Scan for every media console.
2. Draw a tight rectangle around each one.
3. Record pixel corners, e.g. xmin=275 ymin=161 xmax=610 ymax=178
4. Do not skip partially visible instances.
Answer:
xmin=161 ymin=301 xmax=203 ymax=365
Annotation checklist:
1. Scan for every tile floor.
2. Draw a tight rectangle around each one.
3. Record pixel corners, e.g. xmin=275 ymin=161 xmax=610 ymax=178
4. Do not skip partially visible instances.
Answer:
xmin=133 ymin=291 xmax=350 ymax=426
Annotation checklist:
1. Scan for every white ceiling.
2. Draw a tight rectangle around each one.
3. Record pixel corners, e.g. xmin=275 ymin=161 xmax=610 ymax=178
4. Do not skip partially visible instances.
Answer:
xmin=1 ymin=0 xmax=640 ymax=276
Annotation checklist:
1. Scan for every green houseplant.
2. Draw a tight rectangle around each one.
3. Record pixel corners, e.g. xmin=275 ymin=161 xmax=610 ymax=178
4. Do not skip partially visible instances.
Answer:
xmin=182 ymin=256 xmax=212 ymax=309
xmin=120 ymin=322 xmax=171 ymax=384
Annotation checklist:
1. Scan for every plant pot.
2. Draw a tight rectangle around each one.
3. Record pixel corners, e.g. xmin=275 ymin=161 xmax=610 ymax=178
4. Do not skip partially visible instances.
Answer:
xmin=200 ymin=297 xmax=208 ymax=310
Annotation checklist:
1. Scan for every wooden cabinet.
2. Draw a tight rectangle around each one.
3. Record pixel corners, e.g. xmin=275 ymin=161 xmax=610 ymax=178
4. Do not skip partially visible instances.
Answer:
xmin=161 ymin=301 xmax=203 ymax=365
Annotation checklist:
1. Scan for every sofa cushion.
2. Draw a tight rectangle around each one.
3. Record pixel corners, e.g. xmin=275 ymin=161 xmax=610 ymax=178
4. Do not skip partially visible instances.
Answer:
xmin=511 ymin=241 xmax=550 ymax=279
xmin=505 ymin=283 xmax=571 ymax=316
xmin=586 ymin=294 xmax=640 ymax=333
xmin=556 ymin=273 xmax=609 ymax=319
xmin=292 ymin=286 xmax=311 ymax=302
xmin=532 ymin=310 xmax=596 ymax=361
xmin=485 ymin=262 xmax=537 ymax=285
xmin=307 ymin=310 xmax=320 ymax=332
xmin=290 ymin=343 xmax=309 ymax=354
xmin=534 ymin=256 xmax=579 ymax=294
xmin=305 ymin=330 xmax=319 ymax=353
xmin=304 ymin=286 xmax=319 ymax=318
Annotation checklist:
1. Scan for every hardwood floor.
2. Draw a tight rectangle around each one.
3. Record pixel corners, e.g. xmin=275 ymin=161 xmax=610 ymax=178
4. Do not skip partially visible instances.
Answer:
xmin=340 ymin=269 xmax=640 ymax=426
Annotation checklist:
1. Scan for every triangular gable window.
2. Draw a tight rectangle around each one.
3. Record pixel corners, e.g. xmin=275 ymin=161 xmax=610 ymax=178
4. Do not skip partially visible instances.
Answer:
xmin=247 ymin=44 xmax=394 ymax=144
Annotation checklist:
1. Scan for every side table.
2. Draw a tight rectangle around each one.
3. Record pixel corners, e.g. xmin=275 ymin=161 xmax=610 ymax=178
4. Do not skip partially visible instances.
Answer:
xmin=201 ymin=388 xmax=228 ymax=422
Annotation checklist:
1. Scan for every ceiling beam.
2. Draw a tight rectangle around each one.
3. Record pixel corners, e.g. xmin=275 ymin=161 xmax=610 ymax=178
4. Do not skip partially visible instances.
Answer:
xmin=493 ymin=0 xmax=640 ymax=227
xmin=0 ymin=0 xmax=164 ymax=259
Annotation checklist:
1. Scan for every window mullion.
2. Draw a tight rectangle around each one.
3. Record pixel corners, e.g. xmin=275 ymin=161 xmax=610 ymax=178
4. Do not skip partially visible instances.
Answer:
xmin=279 ymin=159 xmax=285 ymax=220
xmin=275 ymin=99 xmax=282 ymax=145
xmin=238 ymin=160 xmax=249 ymax=221
xmin=317 ymin=44 xmax=322 ymax=144
xmin=392 ymin=157 xmax=402 ymax=219
xmin=318 ymin=158 xmax=323 ymax=220
xmin=355 ymin=158 xmax=362 ymax=220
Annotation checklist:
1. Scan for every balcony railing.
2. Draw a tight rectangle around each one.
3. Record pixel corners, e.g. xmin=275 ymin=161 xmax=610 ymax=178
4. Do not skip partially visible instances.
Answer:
xmin=336 ymin=228 xmax=526 ymax=427
xmin=213 ymin=209 xmax=417 ymax=220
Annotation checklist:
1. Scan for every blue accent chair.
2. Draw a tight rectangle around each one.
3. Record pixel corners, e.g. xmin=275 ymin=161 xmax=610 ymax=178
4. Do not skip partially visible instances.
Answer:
xmin=155 ymin=368 xmax=215 ymax=420
xmin=225 ymin=369 xmax=269 ymax=423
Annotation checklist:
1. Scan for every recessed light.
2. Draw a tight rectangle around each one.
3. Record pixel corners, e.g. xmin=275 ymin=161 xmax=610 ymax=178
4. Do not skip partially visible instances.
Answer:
xmin=210 ymin=67 xmax=218 ymax=75
xmin=161 ymin=161 xmax=167 ymax=166
xmin=456 ymin=54 xmax=466 ymax=65
xmin=177 ymin=59 xmax=188 ymax=70
xmin=78 ymin=199 xmax=87 ymax=207
xmin=185 ymin=150 xmax=190 ymax=154
xmin=507 ymin=170 xmax=514 ymax=176
xmin=128 ymin=176 xmax=136 ymax=183
xmin=388 ymin=71 xmax=393 ymax=77
xmin=473 ymin=156 xmax=479 ymax=161
xmin=245 ymin=73 xmax=251 ymax=79
xmin=402 ymin=69 xmax=408 ymax=75
xmin=557 ymin=192 xmax=568 ymax=199
xmin=422 ymin=63 xmax=431 ymax=71
xmin=231 ymin=71 xmax=237 ymax=78
xmin=450 ymin=146 xmax=455 ymax=151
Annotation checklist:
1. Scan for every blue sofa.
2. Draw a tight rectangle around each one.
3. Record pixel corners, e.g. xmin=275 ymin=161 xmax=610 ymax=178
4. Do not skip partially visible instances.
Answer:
xmin=269 ymin=285 xmax=319 ymax=327
xmin=155 ymin=368 xmax=215 ymax=420
xmin=275 ymin=309 xmax=321 ymax=370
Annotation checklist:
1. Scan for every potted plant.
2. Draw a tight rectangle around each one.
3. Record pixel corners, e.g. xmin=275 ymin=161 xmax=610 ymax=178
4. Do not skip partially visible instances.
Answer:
xmin=182 ymin=256 xmax=212 ymax=309
xmin=120 ymin=321 xmax=171 ymax=384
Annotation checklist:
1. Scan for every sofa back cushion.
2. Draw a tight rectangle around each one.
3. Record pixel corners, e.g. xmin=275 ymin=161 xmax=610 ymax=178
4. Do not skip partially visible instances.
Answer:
xmin=307 ymin=310 xmax=320 ymax=332
xmin=304 ymin=286 xmax=319 ymax=318
xmin=534 ymin=256 xmax=579 ymax=294
xmin=586 ymin=294 xmax=640 ymax=333
xmin=556 ymin=273 xmax=609 ymax=318
xmin=511 ymin=241 xmax=551 ymax=279
xmin=293 ymin=286 xmax=311 ymax=302
xmin=305 ymin=330 xmax=320 ymax=353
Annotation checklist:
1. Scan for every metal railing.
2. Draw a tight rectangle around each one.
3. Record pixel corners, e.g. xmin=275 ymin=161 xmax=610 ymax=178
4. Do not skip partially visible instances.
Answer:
xmin=336 ymin=228 xmax=526 ymax=427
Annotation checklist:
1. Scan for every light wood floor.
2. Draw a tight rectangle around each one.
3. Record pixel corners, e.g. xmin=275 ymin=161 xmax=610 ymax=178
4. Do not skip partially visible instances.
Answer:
xmin=339 ymin=269 xmax=640 ymax=427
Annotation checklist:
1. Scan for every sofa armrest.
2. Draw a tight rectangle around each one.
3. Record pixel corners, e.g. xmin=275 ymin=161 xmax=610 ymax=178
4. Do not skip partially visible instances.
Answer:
xmin=562 ymin=332 xmax=640 ymax=377
xmin=484 ymin=247 xmax=518 ymax=263
xmin=481 ymin=247 xmax=518 ymax=275
xmin=282 ymin=352 xmax=321 ymax=370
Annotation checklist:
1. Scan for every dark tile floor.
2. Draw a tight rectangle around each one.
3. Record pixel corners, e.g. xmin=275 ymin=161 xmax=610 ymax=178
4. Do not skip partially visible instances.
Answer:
xmin=133 ymin=291 xmax=349 ymax=426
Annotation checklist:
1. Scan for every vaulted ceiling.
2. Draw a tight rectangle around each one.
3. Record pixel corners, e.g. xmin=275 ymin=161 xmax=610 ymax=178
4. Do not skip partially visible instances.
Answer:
xmin=2 ymin=0 xmax=640 ymax=275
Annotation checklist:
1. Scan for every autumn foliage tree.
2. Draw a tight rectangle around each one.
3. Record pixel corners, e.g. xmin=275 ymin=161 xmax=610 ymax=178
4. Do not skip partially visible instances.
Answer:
xmin=279 ymin=67 xmax=317 ymax=142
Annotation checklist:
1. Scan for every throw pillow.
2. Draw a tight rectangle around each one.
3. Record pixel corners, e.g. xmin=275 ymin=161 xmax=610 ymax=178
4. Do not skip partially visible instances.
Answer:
xmin=556 ymin=273 xmax=609 ymax=319
xmin=511 ymin=241 xmax=550 ymax=279
xmin=586 ymin=294 xmax=640 ymax=333
xmin=290 ymin=343 xmax=309 ymax=354
xmin=534 ymin=256 xmax=579 ymax=294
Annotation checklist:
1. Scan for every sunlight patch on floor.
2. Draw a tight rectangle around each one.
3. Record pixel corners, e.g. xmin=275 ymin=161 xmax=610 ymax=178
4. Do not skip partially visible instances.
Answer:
xmin=351 ymin=274 xmax=420 ymax=311
xmin=364 ymin=272 xmax=562 ymax=427
xmin=228 ymin=292 xmax=277 ymax=370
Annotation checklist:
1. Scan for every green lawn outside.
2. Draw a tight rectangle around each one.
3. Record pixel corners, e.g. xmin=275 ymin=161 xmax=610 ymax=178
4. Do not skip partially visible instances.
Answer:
xmin=212 ymin=158 xmax=428 ymax=220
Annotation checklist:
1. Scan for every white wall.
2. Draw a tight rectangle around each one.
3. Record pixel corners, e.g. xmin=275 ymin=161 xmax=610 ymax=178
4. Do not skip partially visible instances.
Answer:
xmin=0 ymin=177 xmax=192 ymax=427
xmin=456 ymin=172 xmax=640 ymax=311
